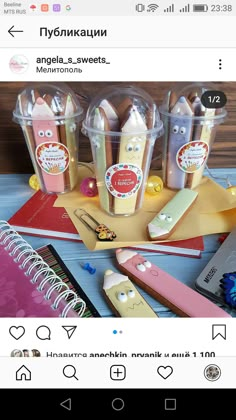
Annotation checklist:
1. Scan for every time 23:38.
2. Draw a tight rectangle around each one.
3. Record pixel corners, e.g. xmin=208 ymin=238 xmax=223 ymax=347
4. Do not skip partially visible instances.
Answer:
xmin=211 ymin=4 xmax=233 ymax=12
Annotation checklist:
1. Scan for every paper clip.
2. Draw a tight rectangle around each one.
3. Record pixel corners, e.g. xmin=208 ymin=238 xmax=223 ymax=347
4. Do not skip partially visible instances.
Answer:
xmin=74 ymin=209 xmax=116 ymax=241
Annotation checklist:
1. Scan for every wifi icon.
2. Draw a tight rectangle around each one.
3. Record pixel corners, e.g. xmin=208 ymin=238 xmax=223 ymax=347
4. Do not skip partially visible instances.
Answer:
xmin=147 ymin=3 xmax=159 ymax=12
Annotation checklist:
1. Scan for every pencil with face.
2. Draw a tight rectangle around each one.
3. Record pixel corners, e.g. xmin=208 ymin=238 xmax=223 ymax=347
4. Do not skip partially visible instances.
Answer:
xmin=113 ymin=105 xmax=147 ymax=215
xmin=32 ymin=97 xmax=66 ymax=193
xmin=91 ymin=102 xmax=115 ymax=213
xmin=186 ymin=91 xmax=217 ymax=189
xmin=166 ymin=96 xmax=194 ymax=190
xmin=17 ymin=92 xmax=45 ymax=190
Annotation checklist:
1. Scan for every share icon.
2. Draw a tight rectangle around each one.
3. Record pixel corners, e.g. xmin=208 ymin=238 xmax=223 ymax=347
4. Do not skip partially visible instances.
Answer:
xmin=62 ymin=326 xmax=77 ymax=339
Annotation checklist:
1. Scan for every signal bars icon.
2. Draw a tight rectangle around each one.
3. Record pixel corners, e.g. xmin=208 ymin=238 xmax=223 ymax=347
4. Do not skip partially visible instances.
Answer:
xmin=179 ymin=3 xmax=190 ymax=12
xmin=164 ymin=4 xmax=175 ymax=12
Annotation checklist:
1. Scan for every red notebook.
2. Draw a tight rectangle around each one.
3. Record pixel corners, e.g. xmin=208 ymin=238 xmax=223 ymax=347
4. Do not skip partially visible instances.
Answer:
xmin=129 ymin=236 xmax=204 ymax=258
xmin=8 ymin=190 xmax=204 ymax=257
xmin=8 ymin=190 xmax=81 ymax=241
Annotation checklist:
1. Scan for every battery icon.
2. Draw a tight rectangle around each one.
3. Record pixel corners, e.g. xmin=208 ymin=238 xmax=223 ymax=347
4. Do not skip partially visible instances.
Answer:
xmin=193 ymin=4 xmax=208 ymax=12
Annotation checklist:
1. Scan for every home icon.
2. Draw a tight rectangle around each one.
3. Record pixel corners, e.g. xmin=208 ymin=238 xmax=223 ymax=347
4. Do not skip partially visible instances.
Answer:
xmin=16 ymin=365 xmax=31 ymax=381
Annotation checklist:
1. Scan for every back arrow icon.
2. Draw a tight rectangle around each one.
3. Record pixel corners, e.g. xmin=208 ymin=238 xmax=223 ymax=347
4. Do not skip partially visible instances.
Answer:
xmin=60 ymin=398 xmax=72 ymax=411
xmin=8 ymin=25 xmax=24 ymax=38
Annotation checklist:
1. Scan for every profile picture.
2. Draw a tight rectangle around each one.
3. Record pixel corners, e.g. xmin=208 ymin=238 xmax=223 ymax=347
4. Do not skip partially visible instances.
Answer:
xmin=204 ymin=364 xmax=221 ymax=381
xmin=32 ymin=349 xmax=41 ymax=357
xmin=11 ymin=349 xmax=23 ymax=357
xmin=22 ymin=349 xmax=30 ymax=357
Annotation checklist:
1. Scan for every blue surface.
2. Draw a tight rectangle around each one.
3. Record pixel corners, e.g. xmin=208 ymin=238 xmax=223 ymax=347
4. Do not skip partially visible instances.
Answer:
xmin=1 ymin=169 xmax=236 ymax=317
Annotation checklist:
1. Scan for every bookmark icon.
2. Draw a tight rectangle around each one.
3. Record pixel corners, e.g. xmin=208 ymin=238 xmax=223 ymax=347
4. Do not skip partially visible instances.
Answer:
xmin=62 ymin=325 xmax=77 ymax=339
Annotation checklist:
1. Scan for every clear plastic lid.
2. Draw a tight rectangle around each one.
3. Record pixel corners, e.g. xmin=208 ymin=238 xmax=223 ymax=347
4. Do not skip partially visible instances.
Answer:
xmin=82 ymin=85 xmax=164 ymax=136
xmin=13 ymin=83 xmax=84 ymax=124
xmin=159 ymin=82 xmax=227 ymax=125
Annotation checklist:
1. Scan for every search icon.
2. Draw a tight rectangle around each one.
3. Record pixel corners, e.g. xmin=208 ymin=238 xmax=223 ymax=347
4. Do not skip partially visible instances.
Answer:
xmin=63 ymin=364 xmax=78 ymax=380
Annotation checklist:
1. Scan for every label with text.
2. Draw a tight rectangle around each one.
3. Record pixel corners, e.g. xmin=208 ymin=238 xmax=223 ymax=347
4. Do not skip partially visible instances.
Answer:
xmin=36 ymin=142 xmax=70 ymax=175
xmin=176 ymin=141 xmax=209 ymax=173
xmin=105 ymin=163 xmax=143 ymax=199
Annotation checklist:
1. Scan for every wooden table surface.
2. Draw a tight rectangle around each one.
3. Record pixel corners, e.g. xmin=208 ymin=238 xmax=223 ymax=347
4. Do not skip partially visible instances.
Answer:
xmin=1 ymin=168 xmax=235 ymax=318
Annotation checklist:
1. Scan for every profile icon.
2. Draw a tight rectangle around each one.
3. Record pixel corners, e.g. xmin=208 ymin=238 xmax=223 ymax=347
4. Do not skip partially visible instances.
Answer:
xmin=204 ymin=364 xmax=221 ymax=381
xmin=9 ymin=55 xmax=29 ymax=74
xmin=11 ymin=349 xmax=23 ymax=357
xmin=32 ymin=349 xmax=41 ymax=357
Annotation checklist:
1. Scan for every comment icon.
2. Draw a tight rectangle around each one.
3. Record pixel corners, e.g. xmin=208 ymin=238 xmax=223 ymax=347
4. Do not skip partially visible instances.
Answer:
xmin=36 ymin=325 xmax=51 ymax=340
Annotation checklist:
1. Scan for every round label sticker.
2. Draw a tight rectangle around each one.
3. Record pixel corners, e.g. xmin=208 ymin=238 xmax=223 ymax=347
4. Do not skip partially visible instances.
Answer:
xmin=36 ymin=142 xmax=70 ymax=175
xmin=105 ymin=164 xmax=143 ymax=199
xmin=176 ymin=141 xmax=209 ymax=173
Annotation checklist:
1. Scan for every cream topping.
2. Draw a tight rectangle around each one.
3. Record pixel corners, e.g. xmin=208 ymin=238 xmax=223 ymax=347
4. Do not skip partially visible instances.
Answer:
xmin=116 ymin=249 xmax=137 ymax=264
xmin=103 ymin=270 xmax=129 ymax=290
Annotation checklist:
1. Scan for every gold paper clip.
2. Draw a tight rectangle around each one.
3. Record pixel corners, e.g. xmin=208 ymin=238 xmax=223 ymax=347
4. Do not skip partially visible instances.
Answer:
xmin=74 ymin=208 xmax=116 ymax=241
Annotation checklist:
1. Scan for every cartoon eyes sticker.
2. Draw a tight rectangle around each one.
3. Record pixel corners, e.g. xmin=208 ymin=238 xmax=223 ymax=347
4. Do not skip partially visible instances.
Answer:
xmin=136 ymin=261 xmax=151 ymax=271
xmin=172 ymin=125 xmax=179 ymax=134
xmin=70 ymin=123 xmax=77 ymax=133
xmin=144 ymin=260 xmax=151 ymax=268
xmin=136 ymin=263 xmax=146 ymax=272
xmin=134 ymin=144 xmax=141 ymax=152
xmin=180 ymin=127 xmax=186 ymax=135
xmin=126 ymin=143 xmax=133 ymax=152
xmin=38 ymin=130 xmax=53 ymax=138
xmin=38 ymin=130 xmax=45 ymax=137
xmin=92 ymin=139 xmax=100 ymax=149
xmin=158 ymin=213 xmax=172 ymax=222
xmin=127 ymin=290 xmax=135 ymax=298
xmin=45 ymin=130 xmax=53 ymax=138
xmin=117 ymin=292 xmax=128 ymax=302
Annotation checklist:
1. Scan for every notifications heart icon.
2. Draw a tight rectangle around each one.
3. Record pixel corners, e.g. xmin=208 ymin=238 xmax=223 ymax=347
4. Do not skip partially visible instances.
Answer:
xmin=157 ymin=365 xmax=173 ymax=379
xmin=9 ymin=326 xmax=25 ymax=340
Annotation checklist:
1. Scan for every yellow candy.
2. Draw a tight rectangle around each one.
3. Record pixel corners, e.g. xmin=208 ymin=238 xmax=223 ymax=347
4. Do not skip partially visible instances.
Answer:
xmin=29 ymin=174 xmax=40 ymax=191
xmin=146 ymin=175 xmax=163 ymax=195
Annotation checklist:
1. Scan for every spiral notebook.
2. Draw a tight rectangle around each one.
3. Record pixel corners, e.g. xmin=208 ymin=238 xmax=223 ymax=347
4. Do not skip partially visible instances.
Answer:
xmin=0 ymin=221 xmax=100 ymax=318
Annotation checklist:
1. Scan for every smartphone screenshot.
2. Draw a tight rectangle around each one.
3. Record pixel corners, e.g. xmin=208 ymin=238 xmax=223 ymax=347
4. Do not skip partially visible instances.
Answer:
xmin=0 ymin=0 xmax=236 ymax=414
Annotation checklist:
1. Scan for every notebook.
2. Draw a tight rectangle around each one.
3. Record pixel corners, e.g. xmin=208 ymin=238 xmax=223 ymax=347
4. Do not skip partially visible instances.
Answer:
xmin=129 ymin=236 xmax=204 ymax=258
xmin=36 ymin=244 xmax=100 ymax=317
xmin=195 ymin=227 xmax=236 ymax=307
xmin=0 ymin=220 xmax=100 ymax=318
xmin=8 ymin=190 xmax=81 ymax=241
xmin=8 ymin=190 xmax=203 ymax=257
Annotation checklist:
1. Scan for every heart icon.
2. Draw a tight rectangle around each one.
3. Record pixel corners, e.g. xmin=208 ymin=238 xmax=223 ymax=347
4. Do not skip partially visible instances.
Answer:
xmin=9 ymin=326 xmax=25 ymax=340
xmin=157 ymin=365 xmax=173 ymax=379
